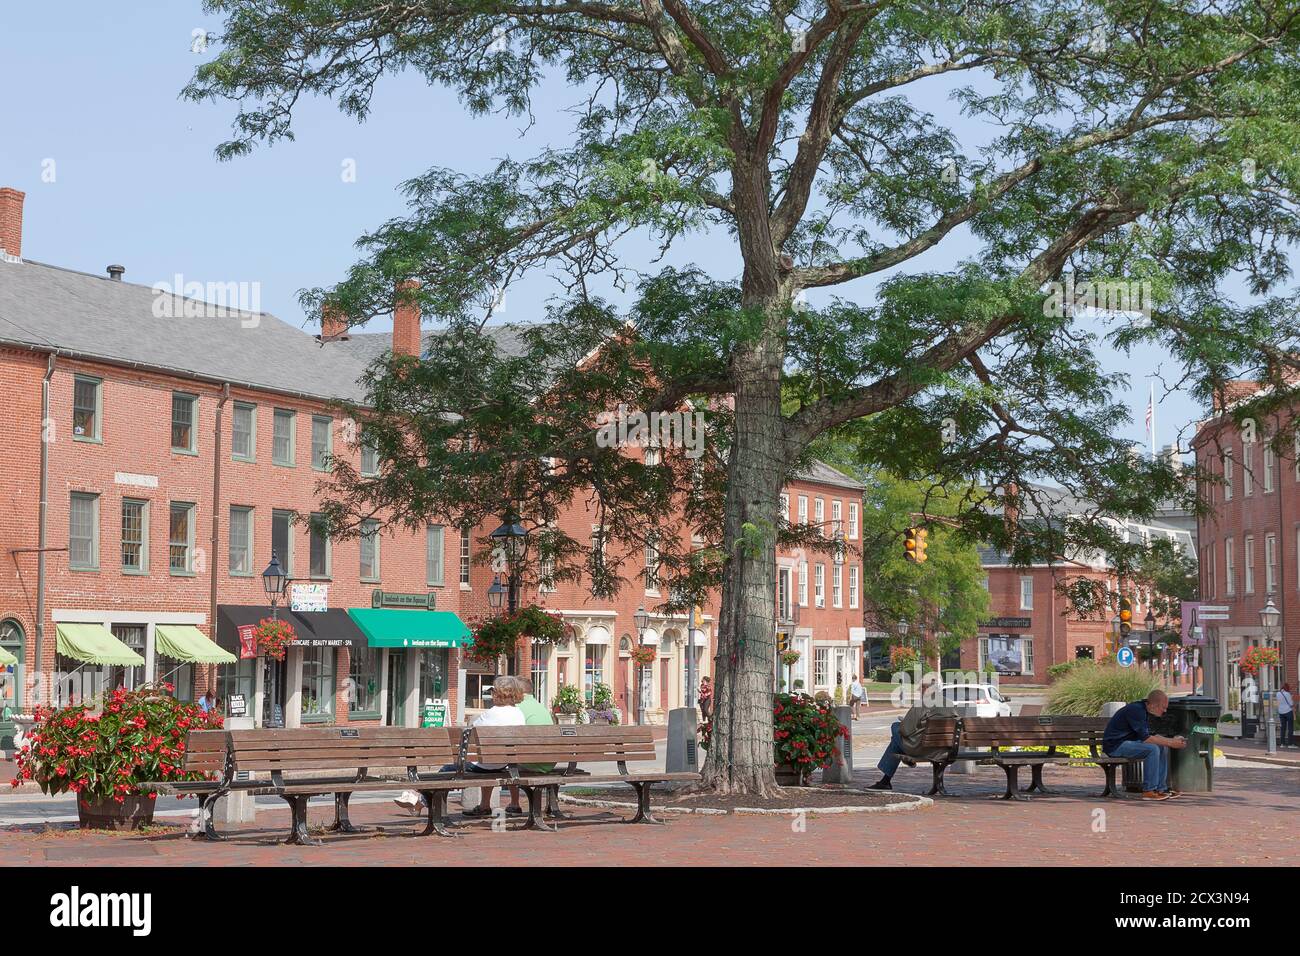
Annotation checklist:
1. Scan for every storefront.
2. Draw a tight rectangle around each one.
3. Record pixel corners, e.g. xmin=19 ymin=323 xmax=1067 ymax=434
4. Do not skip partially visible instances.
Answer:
xmin=216 ymin=605 xmax=368 ymax=729
xmin=0 ymin=619 xmax=24 ymax=750
xmin=346 ymin=607 xmax=469 ymax=727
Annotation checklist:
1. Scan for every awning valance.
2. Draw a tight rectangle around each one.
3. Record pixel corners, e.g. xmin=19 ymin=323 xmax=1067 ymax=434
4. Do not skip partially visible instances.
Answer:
xmin=155 ymin=625 xmax=237 ymax=664
xmin=0 ymin=647 xmax=17 ymax=666
xmin=347 ymin=608 xmax=470 ymax=649
xmin=55 ymin=623 xmax=145 ymax=666
xmin=216 ymin=606 xmax=367 ymax=654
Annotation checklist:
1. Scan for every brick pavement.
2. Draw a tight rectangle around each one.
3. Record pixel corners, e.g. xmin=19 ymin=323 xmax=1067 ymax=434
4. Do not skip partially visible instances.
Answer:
xmin=3 ymin=762 xmax=1296 ymax=866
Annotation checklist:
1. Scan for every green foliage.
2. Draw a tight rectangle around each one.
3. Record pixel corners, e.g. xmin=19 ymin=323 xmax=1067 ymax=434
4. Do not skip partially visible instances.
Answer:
xmin=773 ymin=693 xmax=847 ymax=786
xmin=550 ymin=684 xmax=584 ymax=715
xmin=1047 ymin=659 xmax=1094 ymax=682
xmin=1047 ymin=665 xmax=1163 ymax=716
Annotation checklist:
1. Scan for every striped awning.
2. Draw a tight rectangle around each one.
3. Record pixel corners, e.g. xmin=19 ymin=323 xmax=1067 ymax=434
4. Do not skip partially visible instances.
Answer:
xmin=155 ymin=625 xmax=237 ymax=664
xmin=55 ymin=623 xmax=145 ymax=666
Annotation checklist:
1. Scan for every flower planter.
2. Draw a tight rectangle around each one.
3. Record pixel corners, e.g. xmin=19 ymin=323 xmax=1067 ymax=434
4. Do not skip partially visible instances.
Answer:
xmin=774 ymin=764 xmax=807 ymax=787
xmin=555 ymin=713 xmax=579 ymax=725
xmin=77 ymin=793 xmax=156 ymax=831
xmin=587 ymin=715 xmax=615 ymax=725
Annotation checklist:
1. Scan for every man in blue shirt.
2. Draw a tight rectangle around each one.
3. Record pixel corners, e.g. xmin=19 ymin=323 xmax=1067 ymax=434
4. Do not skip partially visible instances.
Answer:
xmin=1102 ymin=690 xmax=1186 ymax=800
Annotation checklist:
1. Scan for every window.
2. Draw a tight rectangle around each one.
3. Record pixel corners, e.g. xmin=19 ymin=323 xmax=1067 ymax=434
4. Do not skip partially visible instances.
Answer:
xmin=1209 ymin=546 xmax=1217 ymax=599
xmin=217 ymin=659 xmax=256 ymax=710
xmin=531 ymin=644 xmax=549 ymax=708
xmin=848 ymin=502 xmax=859 ymax=539
xmin=1225 ymin=537 xmax=1236 ymax=594
xmin=797 ymin=496 xmax=808 ymax=525
xmin=798 ymin=561 xmax=809 ymax=606
xmin=831 ymin=500 xmax=842 ymax=536
xmin=120 ymin=498 xmax=148 ymax=572
xmin=981 ymin=575 xmax=990 ymax=591
xmin=777 ymin=567 xmax=793 ymax=621
xmin=1266 ymin=533 xmax=1277 ymax=593
xmin=272 ymin=409 xmax=295 ymax=465
xmin=72 ymin=376 xmax=101 ymax=441
xmin=459 ymin=528 xmax=472 ymax=586
xmin=426 ymin=525 xmax=445 ymax=586
xmin=644 ymin=447 xmax=661 ymax=467
xmin=644 ymin=535 xmax=660 ymax=592
xmin=171 ymin=393 xmax=197 ymax=453
xmin=232 ymin=402 xmax=256 ymax=461
xmin=590 ymin=526 xmax=607 ymax=582
xmin=832 ymin=565 xmax=843 ymax=608
xmin=1264 ymin=441 xmax=1275 ymax=493
xmin=229 ymin=506 xmax=253 ymax=575
xmin=1022 ymin=638 xmax=1035 ymax=676
xmin=272 ymin=510 xmax=293 ymax=576
xmin=1243 ymin=443 xmax=1254 ymax=496
xmin=1019 ymin=575 xmax=1034 ymax=610
xmin=360 ymin=429 xmax=380 ymax=476
xmin=69 ymin=492 xmax=99 ymax=569
xmin=583 ymin=644 xmax=605 ymax=704
xmin=349 ymin=645 xmax=380 ymax=717
xmin=360 ymin=519 xmax=380 ymax=581
xmin=814 ymin=647 xmax=829 ymax=688
xmin=309 ymin=513 xmax=330 ymax=578
xmin=849 ymin=566 xmax=859 ymax=609
xmin=814 ymin=498 xmax=825 ymax=529
xmin=815 ymin=564 xmax=825 ymax=608
xmin=780 ymin=494 xmax=790 ymax=523
xmin=311 ymin=415 xmax=332 ymax=471
xmin=1244 ymin=535 xmax=1255 ymax=594
xmin=109 ymin=625 xmax=146 ymax=692
xmin=1224 ymin=449 xmax=1233 ymax=499
xmin=300 ymin=647 xmax=335 ymax=721
xmin=169 ymin=502 xmax=195 ymax=573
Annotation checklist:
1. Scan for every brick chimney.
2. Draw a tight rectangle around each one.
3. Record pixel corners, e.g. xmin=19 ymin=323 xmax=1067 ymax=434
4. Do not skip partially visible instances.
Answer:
xmin=1003 ymin=481 xmax=1021 ymax=539
xmin=0 ymin=187 xmax=25 ymax=258
xmin=393 ymin=280 xmax=422 ymax=357
xmin=319 ymin=304 xmax=349 ymax=342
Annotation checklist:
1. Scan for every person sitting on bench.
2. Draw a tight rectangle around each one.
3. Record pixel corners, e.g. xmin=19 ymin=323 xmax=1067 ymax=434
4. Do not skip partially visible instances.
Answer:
xmin=1102 ymin=690 xmax=1185 ymax=801
xmin=394 ymin=675 xmax=526 ymax=817
xmin=868 ymin=679 xmax=942 ymax=791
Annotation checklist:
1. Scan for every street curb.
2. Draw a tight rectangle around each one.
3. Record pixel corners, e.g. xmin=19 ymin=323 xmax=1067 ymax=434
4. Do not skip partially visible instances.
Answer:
xmin=559 ymin=787 xmax=932 ymax=816
xmin=1220 ymin=753 xmax=1300 ymax=769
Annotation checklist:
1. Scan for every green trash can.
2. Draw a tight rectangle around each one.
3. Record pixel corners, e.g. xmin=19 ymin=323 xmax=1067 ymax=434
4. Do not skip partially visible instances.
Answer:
xmin=1164 ymin=696 xmax=1220 ymax=792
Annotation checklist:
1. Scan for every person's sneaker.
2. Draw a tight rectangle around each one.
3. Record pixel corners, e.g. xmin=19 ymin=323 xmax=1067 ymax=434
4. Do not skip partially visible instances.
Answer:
xmin=1141 ymin=790 xmax=1171 ymax=801
xmin=867 ymin=778 xmax=893 ymax=791
xmin=393 ymin=790 xmax=425 ymax=815
xmin=505 ymin=805 xmax=526 ymax=816
xmin=1162 ymin=789 xmax=1181 ymax=799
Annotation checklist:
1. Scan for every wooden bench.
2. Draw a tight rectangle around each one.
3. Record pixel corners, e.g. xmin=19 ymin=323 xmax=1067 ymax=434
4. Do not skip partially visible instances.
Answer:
xmin=463 ymin=724 xmax=700 ymax=830
xmin=960 ymin=716 xmax=1139 ymax=800
xmin=903 ymin=715 xmax=1141 ymax=799
xmin=138 ymin=730 xmax=232 ymax=839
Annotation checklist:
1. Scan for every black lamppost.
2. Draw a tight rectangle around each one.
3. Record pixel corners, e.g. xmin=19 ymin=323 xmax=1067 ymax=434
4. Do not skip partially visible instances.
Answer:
xmin=633 ymin=605 xmax=650 ymax=725
xmin=488 ymin=514 xmax=528 ymax=674
xmin=1261 ymin=597 xmax=1282 ymax=754
xmin=1144 ymin=609 xmax=1157 ymax=673
xmin=262 ymin=551 xmax=288 ymax=621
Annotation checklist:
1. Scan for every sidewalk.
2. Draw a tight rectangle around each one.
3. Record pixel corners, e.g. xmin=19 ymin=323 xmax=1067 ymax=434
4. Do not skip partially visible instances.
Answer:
xmin=1218 ymin=737 xmax=1300 ymax=768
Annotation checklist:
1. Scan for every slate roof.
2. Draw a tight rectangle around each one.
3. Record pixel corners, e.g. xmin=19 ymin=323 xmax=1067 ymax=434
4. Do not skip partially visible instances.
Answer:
xmin=793 ymin=459 xmax=866 ymax=491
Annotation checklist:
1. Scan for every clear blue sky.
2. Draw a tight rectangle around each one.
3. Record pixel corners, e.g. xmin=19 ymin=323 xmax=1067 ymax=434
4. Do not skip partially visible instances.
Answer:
xmin=1 ymin=1 xmax=1207 ymax=455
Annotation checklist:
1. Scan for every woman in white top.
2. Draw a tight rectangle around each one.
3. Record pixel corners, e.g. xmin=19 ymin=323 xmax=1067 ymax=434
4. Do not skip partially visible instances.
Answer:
xmin=393 ymin=675 xmax=526 ymax=817
xmin=1278 ymin=683 xmax=1294 ymax=747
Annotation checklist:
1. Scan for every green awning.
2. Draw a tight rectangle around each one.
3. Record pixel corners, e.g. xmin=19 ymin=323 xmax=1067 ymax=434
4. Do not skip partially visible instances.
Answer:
xmin=55 ymin=623 xmax=145 ymax=666
xmin=347 ymin=608 xmax=471 ymax=649
xmin=155 ymin=625 xmax=237 ymax=664
xmin=0 ymin=647 xmax=17 ymax=666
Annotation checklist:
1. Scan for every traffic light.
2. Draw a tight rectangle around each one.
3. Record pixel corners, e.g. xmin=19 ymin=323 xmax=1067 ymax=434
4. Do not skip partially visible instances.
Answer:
xmin=904 ymin=527 xmax=929 ymax=563
xmin=1119 ymin=597 xmax=1133 ymax=639
xmin=776 ymin=632 xmax=790 ymax=654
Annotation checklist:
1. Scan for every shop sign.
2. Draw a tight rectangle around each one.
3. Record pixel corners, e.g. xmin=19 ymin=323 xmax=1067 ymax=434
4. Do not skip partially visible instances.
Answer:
xmin=981 ymin=617 xmax=1031 ymax=629
xmin=421 ymin=699 xmax=448 ymax=728
xmin=291 ymin=584 xmax=329 ymax=613
xmin=237 ymin=624 xmax=258 ymax=659
xmin=371 ymin=590 xmax=437 ymax=610
xmin=227 ymin=694 xmax=247 ymax=718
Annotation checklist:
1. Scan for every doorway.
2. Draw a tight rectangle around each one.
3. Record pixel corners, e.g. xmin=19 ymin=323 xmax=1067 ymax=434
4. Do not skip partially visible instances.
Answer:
xmin=386 ymin=652 xmax=408 ymax=727
xmin=261 ymin=657 xmax=286 ymax=728
xmin=0 ymin=619 xmax=24 ymax=750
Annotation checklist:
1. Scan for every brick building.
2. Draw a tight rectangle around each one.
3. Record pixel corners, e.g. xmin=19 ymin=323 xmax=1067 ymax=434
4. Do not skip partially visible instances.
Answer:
xmin=0 ymin=186 xmax=863 ymax=746
xmin=1192 ymin=382 xmax=1296 ymax=726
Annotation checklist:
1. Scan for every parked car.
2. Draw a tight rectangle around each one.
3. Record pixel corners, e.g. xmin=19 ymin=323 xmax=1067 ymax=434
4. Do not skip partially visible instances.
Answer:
xmin=939 ymin=683 xmax=1012 ymax=717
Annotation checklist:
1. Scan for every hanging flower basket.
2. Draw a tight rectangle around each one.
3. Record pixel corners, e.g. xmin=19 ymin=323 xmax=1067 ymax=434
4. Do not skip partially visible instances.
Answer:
xmin=466 ymin=605 xmax=569 ymax=666
xmin=780 ymin=650 xmax=801 ymax=667
xmin=1240 ymin=646 xmax=1280 ymax=676
xmin=630 ymin=646 xmax=657 ymax=666
xmin=254 ymin=618 xmax=295 ymax=661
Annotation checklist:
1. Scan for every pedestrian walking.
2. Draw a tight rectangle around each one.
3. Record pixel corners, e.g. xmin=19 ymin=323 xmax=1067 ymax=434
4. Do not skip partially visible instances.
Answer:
xmin=849 ymin=674 xmax=865 ymax=719
xmin=1278 ymin=684 xmax=1294 ymax=747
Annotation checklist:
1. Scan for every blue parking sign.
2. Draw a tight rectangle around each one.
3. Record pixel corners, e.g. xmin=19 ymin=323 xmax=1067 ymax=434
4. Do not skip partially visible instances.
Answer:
xmin=1117 ymin=647 xmax=1135 ymax=668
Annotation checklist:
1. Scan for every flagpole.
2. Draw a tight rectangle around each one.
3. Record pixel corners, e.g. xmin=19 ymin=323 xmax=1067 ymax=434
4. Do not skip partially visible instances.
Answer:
xmin=1148 ymin=381 xmax=1156 ymax=458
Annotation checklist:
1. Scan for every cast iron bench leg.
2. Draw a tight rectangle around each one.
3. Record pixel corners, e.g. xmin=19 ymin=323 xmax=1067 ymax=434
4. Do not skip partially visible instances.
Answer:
xmin=418 ymin=790 xmax=456 ymax=838
xmin=996 ymin=764 xmax=1026 ymax=800
xmin=1022 ymin=763 xmax=1056 ymax=795
xmin=282 ymin=795 xmax=322 ymax=846
xmin=926 ymin=762 xmax=951 ymax=797
xmin=625 ymin=782 xmax=664 ymax=825
xmin=521 ymin=786 xmax=559 ymax=832
xmin=327 ymin=792 xmax=363 ymax=834
xmin=196 ymin=792 xmax=224 ymax=841
xmin=1100 ymin=763 xmax=1120 ymax=798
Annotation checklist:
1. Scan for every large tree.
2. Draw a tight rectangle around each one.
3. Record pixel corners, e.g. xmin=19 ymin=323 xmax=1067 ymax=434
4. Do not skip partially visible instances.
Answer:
xmin=189 ymin=0 xmax=1300 ymax=793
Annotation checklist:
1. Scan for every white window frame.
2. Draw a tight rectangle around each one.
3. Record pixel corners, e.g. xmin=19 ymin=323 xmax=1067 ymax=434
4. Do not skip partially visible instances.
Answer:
xmin=814 ymin=498 xmax=825 ymax=529
xmin=780 ymin=494 xmax=790 ymax=523
xmin=831 ymin=500 xmax=842 ymax=536
xmin=1224 ymin=449 xmax=1233 ymax=500
xmin=1264 ymin=440 xmax=1275 ymax=493
xmin=360 ymin=519 xmax=381 ymax=582
xmin=832 ymin=565 xmax=843 ymax=608
xmin=797 ymin=495 xmax=808 ymax=525
xmin=169 ymin=501 xmax=196 ymax=575
xmin=232 ymin=401 xmax=257 ymax=462
xmin=814 ymin=564 xmax=825 ymax=608
xmin=848 ymin=566 xmax=859 ymax=609
xmin=1245 ymin=535 xmax=1255 ymax=594
xmin=1243 ymin=442 xmax=1254 ymax=496
xmin=1019 ymin=575 xmax=1034 ymax=610
xmin=459 ymin=527 xmax=472 ymax=587
xmin=1225 ymin=537 xmax=1236 ymax=594
xmin=644 ymin=535 xmax=660 ymax=593
xmin=848 ymin=502 xmax=859 ymax=540
xmin=426 ymin=525 xmax=445 ymax=586
xmin=69 ymin=492 xmax=100 ymax=570
xmin=1266 ymin=533 xmax=1277 ymax=593
xmin=311 ymin=415 xmax=333 ymax=472
xmin=229 ymin=505 xmax=254 ymax=576
xmin=798 ymin=561 xmax=809 ymax=606
xmin=360 ymin=428 xmax=380 ymax=477
xmin=120 ymin=498 xmax=148 ymax=574
xmin=272 ymin=408 xmax=296 ymax=466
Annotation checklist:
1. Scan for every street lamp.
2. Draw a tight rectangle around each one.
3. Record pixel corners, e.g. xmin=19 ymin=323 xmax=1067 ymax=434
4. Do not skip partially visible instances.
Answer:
xmin=261 ymin=551 xmax=289 ymax=729
xmin=486 ymin=575 xmax=506 ymax=611
xmin=1261 ymin=598 xmax=1282 ymax=754
xmin=489 ymin=514 xmax=528 ymax=674
xmin=633 ymin=605 xmax=650 ymax=725
xmin=1144 ymin=608 xmax=1156 ymax=672
xmin=262 ymin=552 xmax=288 ymax=619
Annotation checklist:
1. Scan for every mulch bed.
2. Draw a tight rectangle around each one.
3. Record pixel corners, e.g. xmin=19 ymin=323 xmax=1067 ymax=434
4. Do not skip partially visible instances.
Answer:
xmin=561 ymin=785 xmax=921 ymax=813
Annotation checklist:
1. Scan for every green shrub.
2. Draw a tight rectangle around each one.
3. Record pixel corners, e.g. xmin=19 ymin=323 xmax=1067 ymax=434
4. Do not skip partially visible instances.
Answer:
xmin=1046 ymin=664 xmax=1163 ymax=716
xmin=1047 ymin=659 xmax=1093 ymax=682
